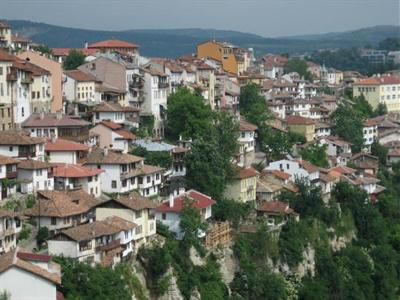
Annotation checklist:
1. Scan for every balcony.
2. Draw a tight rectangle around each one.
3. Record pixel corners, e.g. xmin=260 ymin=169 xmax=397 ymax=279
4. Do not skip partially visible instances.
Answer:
xmin=6 ymin=72 xmax=17 ymax=82
xmin=96 ymin=239 xmax=121 ymax=252
xmin=18 ymin=151 xmax=36 ymax=158
xmin=6 ymin=171 xmax=17 ymax=179
xmin=21 ymin=75 xmax=33 ymax=84
xmin=129 ymin=81 xmax=143 ymax=89
xmin=158 ymin=82 xmax=169 ymax=89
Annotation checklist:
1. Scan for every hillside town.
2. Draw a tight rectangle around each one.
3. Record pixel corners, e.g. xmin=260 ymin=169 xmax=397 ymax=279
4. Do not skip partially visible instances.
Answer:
xmin=0 ymin=19 xmax=399 ymax=300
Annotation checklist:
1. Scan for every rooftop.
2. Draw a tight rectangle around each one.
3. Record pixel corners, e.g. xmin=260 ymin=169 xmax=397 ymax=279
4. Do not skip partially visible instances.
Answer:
xmin=52 ymin=164 xmax=103 ymax=178
xmin=156 ymin=190 xmax=215 ymax=213
xmin=88 ymin=39 xmax=139 ymax=49
xmin=23 ymin=113 xmax=91 ymax=128
xmin=45 ymin=138 xmax=90 ymax=152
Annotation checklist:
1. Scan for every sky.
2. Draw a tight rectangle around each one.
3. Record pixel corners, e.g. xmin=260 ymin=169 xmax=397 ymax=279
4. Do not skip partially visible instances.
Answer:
xmin=1 ymin=0 xmax=399 ymax=37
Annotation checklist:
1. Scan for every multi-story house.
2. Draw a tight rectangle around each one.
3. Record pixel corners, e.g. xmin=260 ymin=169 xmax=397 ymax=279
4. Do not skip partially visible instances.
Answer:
xmin=0 ymin=155 xmax=19 ymax=201
xmin=90 ymin=120 xmax=135 ymax=153
xmin=17 ymin=159 xmax=54 ymax=194
xmin=0 ymin=22 xmax=12 ymax=48
xmin=224 ymin=167 xmax=258 ymax=204
xmin=53 ymin=164 xmax=103 ymax=197
xmin=265 ymin=159 xmax=319 ymax=184
xmin=87 ymin=39 xmax=139 ymax=61
xmin=142 ymin=67 xmax=169 ymax=137
xmin=22 ymin=112 xmax=91 ymax=143
xmin=45 ymin=137 xmax=89 ymax=164
xmin=238 ymin=119 xmax=257 ymax=166
xmin=319 ymin=135 xmax=352 ymax=165
xmin=0 ymin=249 xmax=62 ymax=300
xmin=0 ymin=50 xmax=15 ymax=130
xmin=63 ymin=70 xmax=97 ymax=104
xmin=353 ymin=75 xmax=400 ymax=112
xmin=48 ymin=216 xmax=136 ymax=266
xmin=0 ymin=209 xmax=20 ymax=254
xmin=362 ymin=119 xmax=378 ymax=150
xmin=155 ymin=189 xmax=215 ymax=239
xmin=25 ymin=189 xmax=99 ymax=234
xmin=285 ymin=115 xmax=316 ymax=142
xmin=0 ymin=130 xmax=45 ymax=161
xmin=18 ymin=50 xmax=63 ymax=112
xmin=92 ymin=101 xmax=139 ymax=127
xmin=95 ymin=192 xmax=158 ymax=246
xmin=27 ymin=62 xmax=52 ymax=114
xmin=194 ymin=62 xmax=216 ymax=109
xmin=84 ymin=148 xmax=164 ymax=196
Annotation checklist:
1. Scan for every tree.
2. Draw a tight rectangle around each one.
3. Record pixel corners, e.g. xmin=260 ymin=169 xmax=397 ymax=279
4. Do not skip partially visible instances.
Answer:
xmin=212 ymin=198 xmax=250 ymax=228
xmin=284 ymin=59 xmax=312 ymax=81
xmin=166 ymin=87 xmax=213 ymax=140
xmin=371 ymin=141 xmax=388 ymax=166
xmin=374 ymin=103 xmax=388 ymax=116
xmin=353 ymin=95 xmax=374 ymax=118
xmin=299 ymin=144 xmax=329 ymax=168
xmin=180 ymin=198 xmax=208 ymax=250
xmin=36 ymin=227 xmax=49 ymax=248
xmin=63 ymin=49 xmax=86 ymax=70
xmin=331 ymin=103 xmax=364 ymax=153
xmin=262 ymin=127 xmax=293 ymax=161
xmin=185 ymin=139 xmax=227 ymax=200
xmin=131 ymin=146 xmax=172 ymax=169
xmin=31 ymin=44 xmax=53 ymax=56
xmin=239 ymin=83 xmax=269 ymax=126
xmin=378 ymin=37 xmax=400 ymax=51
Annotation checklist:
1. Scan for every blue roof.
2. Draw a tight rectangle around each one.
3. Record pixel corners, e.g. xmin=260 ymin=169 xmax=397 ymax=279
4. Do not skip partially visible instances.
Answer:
xmin=134 ymin=139 xmax=176 ymax=152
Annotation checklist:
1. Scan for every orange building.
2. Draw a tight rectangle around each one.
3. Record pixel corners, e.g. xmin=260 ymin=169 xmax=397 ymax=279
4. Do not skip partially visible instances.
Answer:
xmin=197 ymin=40 xmax=249 ymax=75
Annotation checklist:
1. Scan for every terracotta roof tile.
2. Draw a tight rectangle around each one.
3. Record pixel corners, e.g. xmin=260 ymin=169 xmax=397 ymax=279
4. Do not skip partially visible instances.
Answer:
xmin=239 ymin=119 xmax=258 ymax=131
xmin=156 ymin=190 xmax=215 ymax=213
xmin=88 ymin=39 xmax=139 ymax=49
xmin=45 ymin=138 xmax=89 ymax=152
xmin=256 ymin=201 xmax=294 ymax=214
xmin=84 ymin=148 xmax=143 ymax=165
xmin=285 ymin=115 xmax=315 ymax=125
xmin=64 ymin=70 xmax=97 ymax=82
xmin=0 ymin=155 xmax=20 ymax=165
xmin=52 ymin=164 xmax=103 ymax=178
xmin=0 ymin=131 xmax=45 ymax=146
xmin=18 ymin=159 xmax=50 ymax=170
xmin=23 ymin=113 xmax=91 ymax=128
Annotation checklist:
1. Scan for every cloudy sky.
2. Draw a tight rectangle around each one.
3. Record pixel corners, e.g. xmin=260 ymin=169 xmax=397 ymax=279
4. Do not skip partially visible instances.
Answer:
xmin=1 ymin=0 xmax=399 ymax=37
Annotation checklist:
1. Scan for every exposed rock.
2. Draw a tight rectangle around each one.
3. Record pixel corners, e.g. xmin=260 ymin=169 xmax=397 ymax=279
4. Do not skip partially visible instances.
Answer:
xmin=216 ymin=246 xmax=237 ymax=286
xmin=296 ymin=246 xmax=315 ymax=277
xmin=189 ymin=246 xmax=206 ymax=266
xmin=190 ymin=288 xmax=201 ymax=300
xmin=158 ymin=267 xmax=184 ymax=300
xmin=330 ymin=232 xmax=355 ymax=252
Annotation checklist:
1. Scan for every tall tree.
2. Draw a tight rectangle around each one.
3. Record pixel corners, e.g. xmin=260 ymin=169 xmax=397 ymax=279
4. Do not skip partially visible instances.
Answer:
xmin=239 ymin=83 xmax=269 ymax=126
xmin=299 ymin=144 xmax=329 ymax=168
xmin=166 ymin=87 xmax=213 ymax=140
xmin=284 ymin=59 xmax=312 ymax=80
xmin=63 ymin=49 xmax=86 ymax=70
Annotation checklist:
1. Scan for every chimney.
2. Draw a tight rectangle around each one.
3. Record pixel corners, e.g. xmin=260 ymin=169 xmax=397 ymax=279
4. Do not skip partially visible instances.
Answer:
xmin=40 ymin=111 xmax=45 ymax=120
xmin=103 ymin=147 xmax=108 ymax=156
xmin=84 ymin=41 xmax=88 ymax=49
xmin=51 ymin=133 xmax=56 ymax=144
xmin=178 ymin=187 xmax=185 ymax=195
xmin=56 ymin=110 xmax=62 ymax=120
xmin=168 ymin=193 xmax=174 ymax=208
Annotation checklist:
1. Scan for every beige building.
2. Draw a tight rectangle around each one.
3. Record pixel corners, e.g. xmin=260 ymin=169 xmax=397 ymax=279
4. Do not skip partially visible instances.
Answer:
xmin=63 ymin=70 xmax=96 ymax=102
xmin=17 ymin=50 xmax=63 ymax=112
xmin=224 ymin=167 xmax=258 ymax=204
xmin=95 ymin=192 xmax=157 ymax=246
xmin=0 ymin=50 xmax=14 ymax=130
xmin=285 ymin=115 xmax=316 ymax=142
xmin=0 ymin=22 xmax=12 ymax=48
xmin=353 ymin=75 xmax=400 ymax=112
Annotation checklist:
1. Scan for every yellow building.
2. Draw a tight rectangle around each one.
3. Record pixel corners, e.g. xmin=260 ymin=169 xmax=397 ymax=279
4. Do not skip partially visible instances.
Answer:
xmin=0 ymin=22 xmax=12 ymax=48
xmin=224 ymin=167 xmax=258 ymax=204
xmin=285 ymin=115 xmax=316 ymax=142
xmin=197 ymin=40 xmax=249 ymax=75
xmin=95 ymin=192 xmax=158 ymax=247
xmin=353 ymin=76 xmax=400 ymax=112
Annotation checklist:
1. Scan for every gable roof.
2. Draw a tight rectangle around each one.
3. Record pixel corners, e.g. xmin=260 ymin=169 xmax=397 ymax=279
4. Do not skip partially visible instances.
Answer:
xmin=25 ymin=189 xmax=99 ymax=218
xmin=52 ymin=164 xmax=103 ymax=178
xmin=256 ymin=201 xmax=294 ymax=215
xmin=0 ymin=155 xmax=20 ymax=165
xmin=0 ymin=131 xmax=45 ymax=145
xmin=18 ymin=159 xmax=50 ymax=170
xmin=45 ymin=138 xmax=89 ymax=152
xmin=156 ymin=190 xmax=215 ymax=213
xmin=88 ymin=39 xmax=139 ymax=49
xmin=285 ymin=115 xmax=315 ymax=125
xmin=97 ymin=191 xmax=157 ymax=211
xmin=22 ymin=113 xmax=91 ymax=128
xmin=64 ymin=70 xmax=97 ymax=82
xmin=93 ymin=102 xmax=139 ymax=113
xmin=84 ymin=148 xmax=143 ymax=165
xmin=0 ymin=249 xmax=61 ymax=285
xmin=239 ymin=119 xmax=258 ymax=131
xmin=233 ymin=167 xmax=258 ymax=179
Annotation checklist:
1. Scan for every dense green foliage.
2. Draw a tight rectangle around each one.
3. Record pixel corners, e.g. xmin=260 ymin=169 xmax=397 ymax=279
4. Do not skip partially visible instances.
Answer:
xmin=239 ymin=83 xmax=269 ymax=126
xmin=284 ymin=59 xmax=313 ymax=80
xmin=63 ymin=49 xmax=86 ymax=70
xmin=378 ymin=37 xmax=400 ymax=51
xmin=212 ymin=198 xmax=251 ymax=228
xmin=371 ymin=141 xmax=388 ymax=166
xmin=299 ymin=144 xmax=329 ymax=168
xmin=53 ymin=257 xmax=133 ymax=300
xmin=131 ymin=146 xmax=172 ymax=168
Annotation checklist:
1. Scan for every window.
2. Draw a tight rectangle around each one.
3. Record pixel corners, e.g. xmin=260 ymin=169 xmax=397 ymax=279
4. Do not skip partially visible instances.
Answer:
xmin=32 ymin=91 xmax=35 ymax=99
xmin=9 ymin=146 xmax=13 ymax=152
xmin=122 ymin=180 xmax=127 ymax=188
xmin=130 ymin=177 xmax=135 ymax=185
xmin=135 ymin=225 xmax=143 ymax=235
xmin=51 ymin=217 xmax=57 ymax=225
xmin=36 ymin=169 xmax=42 ymax=176
xmin=241 ymin=132 xmax=245 ymax=138
xmin=95 ymin=112 xmax=99 ymax=120
xmin=111 ymin=180 xmax=117 ymax=189
xmin=138 ymin=177 xmax=143 ymax=184
xmin=0 ymin=67 xmax=2 ymax=75
xmin=162 ymin=213 xmax=166 ymax=220
xmin=156 ymin=173 xmax=160 ymax=180
xmin=135 ymin=211 xmax=142 ymax=219
xmin=147 ymin=176 xmax=151 ymax=183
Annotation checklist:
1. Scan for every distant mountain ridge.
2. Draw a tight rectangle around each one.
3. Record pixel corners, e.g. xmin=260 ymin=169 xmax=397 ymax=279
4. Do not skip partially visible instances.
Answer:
xmin=7 ymin=20 xmax=400 ymax=58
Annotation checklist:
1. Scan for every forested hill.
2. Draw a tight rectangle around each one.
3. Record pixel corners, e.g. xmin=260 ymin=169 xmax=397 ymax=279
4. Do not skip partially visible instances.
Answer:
xmin=8 ymin=20 xmax=400 ymax=57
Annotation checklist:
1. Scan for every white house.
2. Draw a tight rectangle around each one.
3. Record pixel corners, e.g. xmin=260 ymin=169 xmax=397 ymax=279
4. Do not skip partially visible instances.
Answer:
xmin=63 ymin=69 xmax=97 ymax=102
xmin=84 ymin=148 xmax=164 ymax=196
xmin=238 ymin=119 xmax=257 ymax=167
xmin=155 ymin=190 xmax=215 ymax=239
xmin=52 ymin=164 xmax=103 ymax=197
xmin=0 ymin=130 xmax=45 ymax=161
xmin=48 ymin=216 xmax=136 ymax=266
xmin=362 ymin=119 xmax=378 ymax=150
xmin=318 ymin=136 xmax=352 ymax=166
xmin=265 ymin=159 xmax=319 ymax=183
xmin=0 ymin=249 xmax=62 ymax=300
xmin=0 ymin=209 xmax=21 ymax=254
xmin=0 ymin=155 xmax=19 ymax=201
xmin=25 ymin=189 xmax=99 ymax=234
xmin=17 ymin=159 xmax=54 ymax=194
xmin=45 ymin=137 xmax=89 ymax=164
xmin=92 ymin=101 xmax=139 ymax=127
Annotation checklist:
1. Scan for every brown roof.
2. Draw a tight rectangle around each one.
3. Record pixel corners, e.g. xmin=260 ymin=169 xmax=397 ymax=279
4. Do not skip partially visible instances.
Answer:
xmin=0 ymin=249 xmax=61 ymax=285
xmin=256 ymin=201 xmax=294 ymax=215
xmin=285 ymin=115 xmax=315 ymax=125
xmin=0 ymin=131 xmax=45 ymax=146
xmin=239 ymin=119 xmax=258 ymax=131
xmin=11 ymin=35 xmax=32 ymax=43
xmin=0 ymin=50 xmax=15 ymax=61
xmin=0 ymin=209 xmax=17 ymax=218
xmin=99 ymin=120 xmax=122 ymax=130
xmin=45 ymin=138 xmax=89 ymax=152
xmin=234 ymin=167 xmax=258 ymax=179
xmin=23 ymin=114 xmax=91 ymax=128
xmin=93 ymin=102 xmax=139 ymax=113
xmin=98 ymin=192 xmax=157 ymax=211
xmin=271 ymin=169 xmax=291 ymax=180
xmin=140 ymin=164 xmax=164 ymax=174
xmin=54 ymin=216 xmax=136 ymax=242
xmin=355 ymin=75 xmax=400 ymax=85
xmin=52 ymin=48 xmax=97 ymax=57
xmin=0 ymin=21 xmax=10 ymax=29
xmin=25 ymin=189 xmax=99 ymax=218
xmin=88 ymin=39 xmax=139 ymax=49
xmin=64 ymin=70 xmax=97 ymax=82
xmin=84 ymin=148 xmax=143 ymax=165
xmin=52 ymin=164 xmax=103 ymax=178
xmin=115 ymin=129 xmax=136 ymax=140
xmin=296 ymin=159 xmax=319 ymax=173
xmin=18 ymin=159 xmax=50 ymax=170
xmin=0 ymin=155 xmax=19 ymax=165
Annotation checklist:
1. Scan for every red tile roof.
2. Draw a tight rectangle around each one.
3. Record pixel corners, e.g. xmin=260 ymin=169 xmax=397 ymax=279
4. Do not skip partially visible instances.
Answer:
xmin=285 ymin=115 xmax=315 ymax=125
xmin=271 ymin=169 xmax=290 ymax=180
xmin=52 ymin=163 xmax=103 ymax=178
xmin=64 ymin=70 xmax=97 ymax=82
xmin=23 ymin=113 xmax=91 ymax=127
xmin=88 ymin=39 xmax=139 ymax=49
xmin=235 ymin=167 xmax=258 ymax=179
xmin=0 ymin=49 xmax=16 ymax=61
xmin=256 ymin=201 xmax=294 ymax=214
xmin=239 ymin=119 xmax=258 ymax=131
xmin=17 ymin=252 xmax=51 ymax=263
xmin=156 ymin=190 xmax=215 ymax=213
xmin=329 ymin=165 xmax=356 ymax=175
xmin=356 ymin=75 xmax=400 ymax=85
xmin=45 ymin=138 xmax=89 ymax=152
xmin=100 ymin=120 xmax=122 ymax=130
xmin=115 ymin=129 xmax=136 ymax=140
xmin=52 ymin=48 xmax=97 ymax=57
xmin=363 ymin=119 xmax=379 ymax=127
